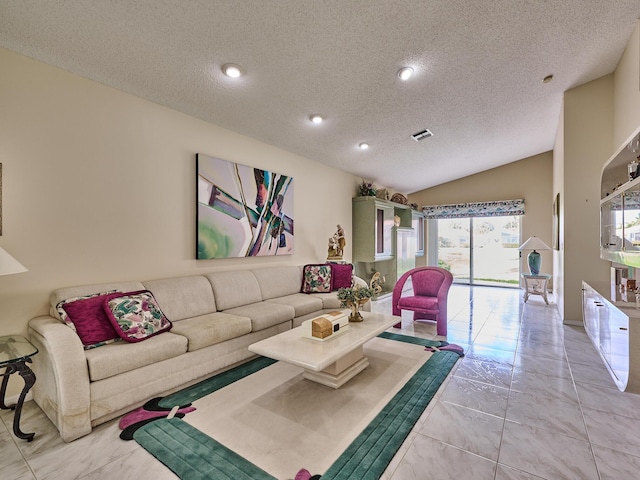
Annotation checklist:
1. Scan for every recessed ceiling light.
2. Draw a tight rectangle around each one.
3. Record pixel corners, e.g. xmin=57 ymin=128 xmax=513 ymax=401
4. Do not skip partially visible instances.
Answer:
xmin=542 ymin=74 xmax=554 ymax=84
xmin=309 ymin=114 xmax=324 ymax=124
xmin=397 ymin=67 xmax=414 ymax=81
xmin=359 ymin=143 xmax=369 ymax=150
xmin=222 ymin=63 xmax=243 ymax=78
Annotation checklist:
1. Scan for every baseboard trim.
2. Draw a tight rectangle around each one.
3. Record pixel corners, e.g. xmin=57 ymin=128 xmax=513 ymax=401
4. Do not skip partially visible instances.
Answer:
xmin=562 ymin=320 xmax=583 ymax=326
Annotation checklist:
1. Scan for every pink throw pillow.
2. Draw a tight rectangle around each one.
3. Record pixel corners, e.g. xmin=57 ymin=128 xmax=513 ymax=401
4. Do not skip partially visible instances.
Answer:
xmin=331 ymin=263 xmax=354 ymax=290
xmin=61 ymin=294 xmax=120 ymax=347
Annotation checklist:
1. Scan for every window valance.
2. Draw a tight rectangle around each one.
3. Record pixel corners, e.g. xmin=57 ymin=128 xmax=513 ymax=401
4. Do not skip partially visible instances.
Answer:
xmin=422 ymin=199 xmax=525 ymax=219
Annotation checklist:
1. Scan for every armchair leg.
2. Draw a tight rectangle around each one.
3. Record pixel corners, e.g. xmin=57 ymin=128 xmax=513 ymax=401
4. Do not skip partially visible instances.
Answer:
xmin=436 ymin=320 xmax=447 ymax=337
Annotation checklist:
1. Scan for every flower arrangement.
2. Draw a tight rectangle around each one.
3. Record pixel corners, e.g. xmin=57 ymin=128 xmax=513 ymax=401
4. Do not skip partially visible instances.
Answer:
xmin=337 ymin=285 xmax=374 ymax=322
xmin=358 ymin=180 xmax=377 ymax=197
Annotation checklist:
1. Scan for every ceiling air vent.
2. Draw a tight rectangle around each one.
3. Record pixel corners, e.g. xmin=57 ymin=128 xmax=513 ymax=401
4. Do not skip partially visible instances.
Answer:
xmin=411 ymin=129 xmax=433 ymax=142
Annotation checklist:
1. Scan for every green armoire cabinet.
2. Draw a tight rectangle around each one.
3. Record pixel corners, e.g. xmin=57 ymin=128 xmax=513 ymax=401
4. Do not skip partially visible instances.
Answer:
xmin=352 ymin=197 xmax=395 ymax=262
xmin=352 ymin=197 xmax=422 ymax=296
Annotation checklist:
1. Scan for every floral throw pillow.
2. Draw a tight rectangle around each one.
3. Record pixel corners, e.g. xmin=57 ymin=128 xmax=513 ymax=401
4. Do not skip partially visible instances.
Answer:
xmin=301 ymin=264 xmax=333 ymax=293
xmin=103 ymin=290 xmax=172 ymax=342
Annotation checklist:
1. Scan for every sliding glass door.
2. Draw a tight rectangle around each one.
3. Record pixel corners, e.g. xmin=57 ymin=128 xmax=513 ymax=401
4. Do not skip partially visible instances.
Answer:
xmin=436 ymin=216 xmax=520 ymax=287
xmin=437 ymin=218 xmax=471 ymax=281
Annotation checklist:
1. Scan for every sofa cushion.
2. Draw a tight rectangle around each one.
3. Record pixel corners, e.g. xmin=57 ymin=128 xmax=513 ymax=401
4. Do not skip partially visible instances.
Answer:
xmin=60 ymin=293 xmax=120 ymax=348
xmin=301 ymin=264 xmax=333 ymax=293
xmin=170 ymin=312 xmax=252 ymax=351
xmin=206 ymin=271 xmax=262 ymax=310
xmin=252 ymin=266 xmax=303 ymax=300
xmin=104 ymin=290 xmax=172 ymax=342
xmin=315 ymin=289 xmax=371 ymax=312
xmin=85 ymin=332 xmax=188 ymax=381
xmin=224 ymin=302 xmax=294 ymax=331
xmin=265 ymin=293 xmax=323 ymax=317
xmin=312 ymin=292 xmax=343 ymax=310
xmin=143 ymin=276 xmax=217 ymax=320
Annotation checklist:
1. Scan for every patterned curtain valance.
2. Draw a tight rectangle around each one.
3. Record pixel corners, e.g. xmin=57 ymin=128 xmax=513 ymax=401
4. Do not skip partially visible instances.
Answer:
xmin=422 ymin=199 xmax=525 ymax=219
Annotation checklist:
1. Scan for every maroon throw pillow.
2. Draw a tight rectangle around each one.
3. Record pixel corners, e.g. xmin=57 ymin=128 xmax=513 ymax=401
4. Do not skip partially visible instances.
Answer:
xmin=61 ymin=294 xmax=120 ymax=347
xmin=331 ymin=263 xmax=354 ymax=290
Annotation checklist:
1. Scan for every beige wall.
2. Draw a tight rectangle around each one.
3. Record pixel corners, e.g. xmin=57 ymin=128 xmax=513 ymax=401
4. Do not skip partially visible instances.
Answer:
xmin=554 ymin=21 xmax=640 ymax=324
xmin=0 ymin=47 xmax=359 ymax=343
xmin=559 ymin=75 xmax=614 ymax=323
xmin=614 ymin=21 xmax=640 ymax=147
xmin=408 ymin=151 xmax=554 ymax=275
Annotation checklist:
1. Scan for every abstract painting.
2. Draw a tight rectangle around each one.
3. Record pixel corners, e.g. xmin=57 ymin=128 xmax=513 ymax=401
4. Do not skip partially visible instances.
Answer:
xmin=197 ymin=154 xmax=294 ymax=259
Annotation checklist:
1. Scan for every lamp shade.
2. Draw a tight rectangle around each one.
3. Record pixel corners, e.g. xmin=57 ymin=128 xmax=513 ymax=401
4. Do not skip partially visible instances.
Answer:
xmin=0 ymin=247 xmax=27 ymax=276
xmin=518 ymin=236 xmax=551 ymax=251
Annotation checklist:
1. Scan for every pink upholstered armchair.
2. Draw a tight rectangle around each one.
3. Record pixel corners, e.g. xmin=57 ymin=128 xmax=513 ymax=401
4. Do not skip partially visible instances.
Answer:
xmin=392 ymin=267 xmax=454 ymax=336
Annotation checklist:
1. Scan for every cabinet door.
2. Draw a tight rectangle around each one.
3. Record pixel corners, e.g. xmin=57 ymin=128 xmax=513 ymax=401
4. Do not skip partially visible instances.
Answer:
xmin=598 ymin=300 xmax=611 ymax=364
xmin=396 ymin=227 xmax=416 ymax=278
xmin=582 ymin=284 xmax=600 ymax=346
xmin=352 ymin=198 xmax=396 ymax=262
xmin=375 ymin=204 xmax=394 ymax=260
xmin=601 ymin=195 xmax=623 ymax=251
xmin=607 ymin=306 xmax=630 ymax=386
xmin=623 ymin=189 xmax=640 ymax=250
xmin=412 ymin=212 xmax=424 ymax=256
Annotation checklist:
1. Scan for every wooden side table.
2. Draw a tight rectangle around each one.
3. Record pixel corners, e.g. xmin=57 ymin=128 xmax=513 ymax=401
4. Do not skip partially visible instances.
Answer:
xmin=0 ymin=335 xmax=38 ymax=441
xmin=522 ymin=274 xmax=551 ymax=305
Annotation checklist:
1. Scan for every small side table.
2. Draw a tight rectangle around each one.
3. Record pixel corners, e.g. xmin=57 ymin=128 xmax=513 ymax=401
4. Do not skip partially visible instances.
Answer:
xmin=0 ymin=335 xmax=38 ymax=441
xmin=522 ymin=274 xmax=551 ymax=305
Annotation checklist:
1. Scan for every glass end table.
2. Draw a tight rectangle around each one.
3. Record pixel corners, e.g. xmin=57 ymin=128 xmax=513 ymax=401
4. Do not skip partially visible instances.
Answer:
xmin=0 ymin=335 xmax=38 ymax=441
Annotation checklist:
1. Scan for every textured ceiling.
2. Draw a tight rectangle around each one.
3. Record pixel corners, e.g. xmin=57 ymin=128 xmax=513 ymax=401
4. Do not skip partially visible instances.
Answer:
xmin=1 ymin=1 xmax=639 ymax=193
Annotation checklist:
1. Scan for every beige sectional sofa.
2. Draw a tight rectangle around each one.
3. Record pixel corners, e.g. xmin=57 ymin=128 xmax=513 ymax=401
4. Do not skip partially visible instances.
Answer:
xmin=28 ymin=265 xmax=368 ymax=442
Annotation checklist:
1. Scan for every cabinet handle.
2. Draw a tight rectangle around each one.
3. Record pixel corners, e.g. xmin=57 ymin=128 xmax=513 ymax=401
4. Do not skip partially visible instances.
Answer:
xmin=620 ymin=327 xmax=628 ymax=331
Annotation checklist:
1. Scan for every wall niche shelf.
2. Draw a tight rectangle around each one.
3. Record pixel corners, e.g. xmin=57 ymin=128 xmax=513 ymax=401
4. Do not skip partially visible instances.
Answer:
xmin=591 ymin=126 xmax=640 ymax=392
xmin=601 ymin=125 xmax=640 ymax=199
xmin=600 ymin=125 xmax=640 ymax=267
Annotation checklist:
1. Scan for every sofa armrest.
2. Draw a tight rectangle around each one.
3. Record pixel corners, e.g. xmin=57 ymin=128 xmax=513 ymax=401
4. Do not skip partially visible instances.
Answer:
xmin=28 ymin=316 xmax=92 ymax=442
xmin=353 ymin=275 xmax=367 ymax=288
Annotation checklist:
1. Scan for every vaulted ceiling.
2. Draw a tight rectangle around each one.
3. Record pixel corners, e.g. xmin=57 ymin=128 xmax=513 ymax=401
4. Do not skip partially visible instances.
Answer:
xmin=2 ymin=1 xmax=639 ymax=193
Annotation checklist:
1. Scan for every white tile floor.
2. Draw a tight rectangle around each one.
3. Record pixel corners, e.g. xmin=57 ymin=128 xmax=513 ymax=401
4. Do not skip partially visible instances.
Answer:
xmin=3 ymin=284 xmax=640 ymax=479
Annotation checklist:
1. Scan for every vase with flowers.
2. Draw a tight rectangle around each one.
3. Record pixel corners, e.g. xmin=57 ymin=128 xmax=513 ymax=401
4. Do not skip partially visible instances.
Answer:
xmin=337 ymin=284 xmax=374 ymax=322
xmin=358 ymin=180 xmax=377 ymax=197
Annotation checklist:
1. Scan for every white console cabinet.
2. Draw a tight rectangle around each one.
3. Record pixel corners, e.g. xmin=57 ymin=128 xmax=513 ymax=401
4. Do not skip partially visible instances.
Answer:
xmin=581 ymin=281 xmax=640 ymax=392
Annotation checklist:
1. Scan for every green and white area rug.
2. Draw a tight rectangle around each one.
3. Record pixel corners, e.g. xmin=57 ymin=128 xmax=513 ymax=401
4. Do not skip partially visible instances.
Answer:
xmin=132 ymin=333 xmax=461 ymax=480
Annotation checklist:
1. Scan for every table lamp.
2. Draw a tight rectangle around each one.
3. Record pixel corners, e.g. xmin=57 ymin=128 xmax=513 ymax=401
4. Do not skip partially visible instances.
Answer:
xmin=518 ymin=236 xmax=551 ymax=275
xmin=0 ymin=246 xmax=27 ymax=276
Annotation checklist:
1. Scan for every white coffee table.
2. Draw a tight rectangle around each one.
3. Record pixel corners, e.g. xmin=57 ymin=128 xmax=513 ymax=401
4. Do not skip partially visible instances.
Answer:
xmin=248 ymin=311 xmax=398 ymax=388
